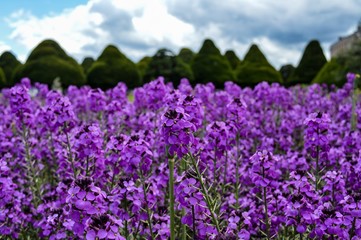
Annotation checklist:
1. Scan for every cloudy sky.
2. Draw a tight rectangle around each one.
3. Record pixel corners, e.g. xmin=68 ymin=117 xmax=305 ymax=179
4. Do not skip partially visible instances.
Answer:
xmin=1 ymin=0 xmax=360 ymax=69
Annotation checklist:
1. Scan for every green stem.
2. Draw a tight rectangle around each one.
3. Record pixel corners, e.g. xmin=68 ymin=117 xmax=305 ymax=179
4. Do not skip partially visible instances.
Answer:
xmin=213 ymin=145 xmax=217 ymax=183
xmin=122 ymin=192 xmax=129 ymax=238
xmin=64 ymin=127 xmax=77 ymax=179
xmin=139 ymin=170 xmax=155 ymax=240
xmin=110 ymin=170 xmax=116 ymax=190
xmin=235 ymin=133 xmax=240 ymax=208
xmin=85 ymin=157 xmax=89 ymax=177
xmin=222 ymin=144 xmax=228 ymax=195
xmin=124 ymin=221 xmax=128 ymax=239
xmin=22 ymin=124 xmax=41 ymax=207
xmin=315 ymin=144 xmax=320 ymax=191
xmin=192 ymin=205 xmax=196 ymax=238
xmin=189 ymin=153 xmax=221 ymax=233
xmin=181 ymin=209 xmax=187 ymax=240
xmin=169 ymin=156 xmax=175 ymax=240
xmin=262 ymin=166 xmax=270 ymax=239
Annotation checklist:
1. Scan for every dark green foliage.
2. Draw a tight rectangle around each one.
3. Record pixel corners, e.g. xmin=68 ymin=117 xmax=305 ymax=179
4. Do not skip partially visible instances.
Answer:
xmin=0 ymin=51 xmax=22 ymax=88
xmin=236 ymin=44 xmax=282 ymax=87
xmin=289 ymin=40 xmax=327 ymax=85
xmin=237 ymin=62 xmax=283 ymax=87
xmin=137 ymin=56 xmax=151 ymax=79
xmin=27 ymin=40 xmax=69 ymax=61
xmin=192 ymin=39 xmax=235 ymax=88
xmin=279 ymin=64 xmax=295 ymax=86
xmin=13 ymin=39 xmax=86 ymax=88
xmin=312 ymin=58 xmax=346 ymax=87
xmin=243 ymin=44 xmax=270 ymax=66
xmin=0 ymin=67 xmax=6 ymax=88
xmin=178 ymin=48 xmax=195 ymax=64
xmin=144 ymin=48 xmax=194 ymax=87
xmin=81 ymin=57 xmax=95 ymax=74
xmin=317 ymin=39 xmax=361 ymax=88
xmin=87 ymin=45 xmax=141 ymax=90
xmin=225 ymin=50 xmax=242 ymax=69
xmin=198 ymin=39 xmax=222 ymax=55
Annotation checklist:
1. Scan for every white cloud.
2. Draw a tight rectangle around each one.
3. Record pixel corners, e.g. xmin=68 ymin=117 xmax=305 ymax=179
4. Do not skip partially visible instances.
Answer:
xmin=7 ymin=4 xmax=105 ymax=60
xmin=6 ymin=0 xmax=197 ymax=63
xmin=251 ymin=37 xmax=303 ymax=68
xmin=4 ymin=0 xmax=361 ymax=68
xmin=0 ymin=41 xmax=11 ymax=54
xmin=132 ymin=1 xmax=195 ymax=46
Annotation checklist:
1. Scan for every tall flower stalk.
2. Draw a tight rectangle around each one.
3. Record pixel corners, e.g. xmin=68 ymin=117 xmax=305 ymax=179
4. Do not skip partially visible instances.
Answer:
xmin=161 ymin=107 xmax=196 ymax=239
xmin=304 ymin=112 xmax=330 ymax=191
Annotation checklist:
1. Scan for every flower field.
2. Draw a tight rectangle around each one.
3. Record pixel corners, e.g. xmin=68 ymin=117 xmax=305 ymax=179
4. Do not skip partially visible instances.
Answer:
xmin=1 ymin=74 xmax=361 ymax=239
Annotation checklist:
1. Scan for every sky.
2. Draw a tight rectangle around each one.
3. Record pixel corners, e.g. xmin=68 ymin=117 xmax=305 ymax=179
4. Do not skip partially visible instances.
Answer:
xmin=1 ymin=0 xmax=360 ymax=69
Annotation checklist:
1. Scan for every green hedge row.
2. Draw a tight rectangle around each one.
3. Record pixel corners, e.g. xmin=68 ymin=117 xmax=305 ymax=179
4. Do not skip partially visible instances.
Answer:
xmin=2 ymin=38 xmax=358 ymax=90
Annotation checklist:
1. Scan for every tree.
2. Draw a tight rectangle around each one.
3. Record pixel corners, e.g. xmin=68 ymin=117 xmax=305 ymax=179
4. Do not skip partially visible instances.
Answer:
xmin=243 ymin=44 xmax=270 ymax=65
xmin=81 ymin=57 xmax=95 ymax=75
xmin=13 ymin=39 xmax=86 ymax=88
xmin=236 ymin=44 xmax=282 ymax=87
xmin=0 ymin=67 xmax=6 ymax=88
xmin=87 ymin=45 xmax=141 ymax=90
xmin=308 ymin=39 xmax=361 ymax=88
xmin=192 ymin=39 xmax=235 ymax=88
xmin=137 ymin=56 xmax=152 ymax=80
xmin=0 ymin=51 xmax=22 ymax=88
xmin=178 ymin=48 xmax=195 ymax=64
xmin=143 ymin=48 xmax=194 ymax=87
xmin=279 ymin=64 xmax=295 ymax=86
xmin=312 ymin=58 xmax=346 ymax=87
xmin=289 ymin=40 xmax=327 ymax=85
xmin=225 ymin=50 xmax=242 ymax=70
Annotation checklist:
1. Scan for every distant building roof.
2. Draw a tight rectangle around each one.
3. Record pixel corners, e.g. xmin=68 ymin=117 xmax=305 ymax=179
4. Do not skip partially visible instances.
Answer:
xmin=330 ymin=23 xmax=361 ymax=58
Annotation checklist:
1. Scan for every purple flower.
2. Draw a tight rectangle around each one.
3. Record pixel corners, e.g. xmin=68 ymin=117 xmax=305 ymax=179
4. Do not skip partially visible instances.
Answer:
xmin=161 ymin=107 xmax=196 ymax=157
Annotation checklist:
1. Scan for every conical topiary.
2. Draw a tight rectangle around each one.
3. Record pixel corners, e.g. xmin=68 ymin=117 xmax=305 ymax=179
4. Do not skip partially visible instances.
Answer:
xmin=143 ymin=48 xmax=194 ymax=87
xmin=0 ymin=51 xmax=22 ymax=88
xmin=81 ymin=57 xmax=95 ymax=75
xmin=243 ymin=44 xmax=270 ymax=66
xmin=289 ymin=40 xmax=327 ymax=85
xmin=225 ymin=50 xmax=242 ymax=69
xmin=192 ymin=39 xmax=235 ymax=88
xmin=0 ymin=67 xmax=6 ymax=88
xmin=236 ymin=44 xmax=282 ymax=87
xmin=279 ymin=64 xmax=295 ymax=86
xmin=13 ymin=39 xmax=86 ymax=88
xmin=178 ymin=48 xmax=195 ymax=64
xmin=137 ymin=56 xmax=152 ymax=80
xmin=87 ymin=45 xmax=141 ymax=90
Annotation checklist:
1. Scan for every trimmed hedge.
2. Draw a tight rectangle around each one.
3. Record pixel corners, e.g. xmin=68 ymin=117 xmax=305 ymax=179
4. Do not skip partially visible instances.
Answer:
xmin=137 ymin=56 xmax=152 ymax=79
xmin=178 ymin=48 xmax=195 ymax=64
xmin=0 ymin=51 xmax=22 ymax=88
xmin=312 ymin=59 xmax=346 ymax=87
xmin=81 ymin=57 xmax=95 ymax=75
xmin=143 ymin=48 xmax=194 ymax=87
xmin=192 ymin=39 xmax=235 ymax=88
xmin=236 ymin=44 xmax=282 ymax=87
xmin=289 ymin=40 xmax=327 ymax=85
xmin=0 ymin=67 xmax=6 ymax=88
xmin=225 ymin=50 xmax=242 ymax=70
xmin=87 ymin=45 xmax=141 ymax=90
xmin=13 ymin=39 xmax=86 ymax=88
xmin=279 ymin=64 xmax=295 ymax=86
